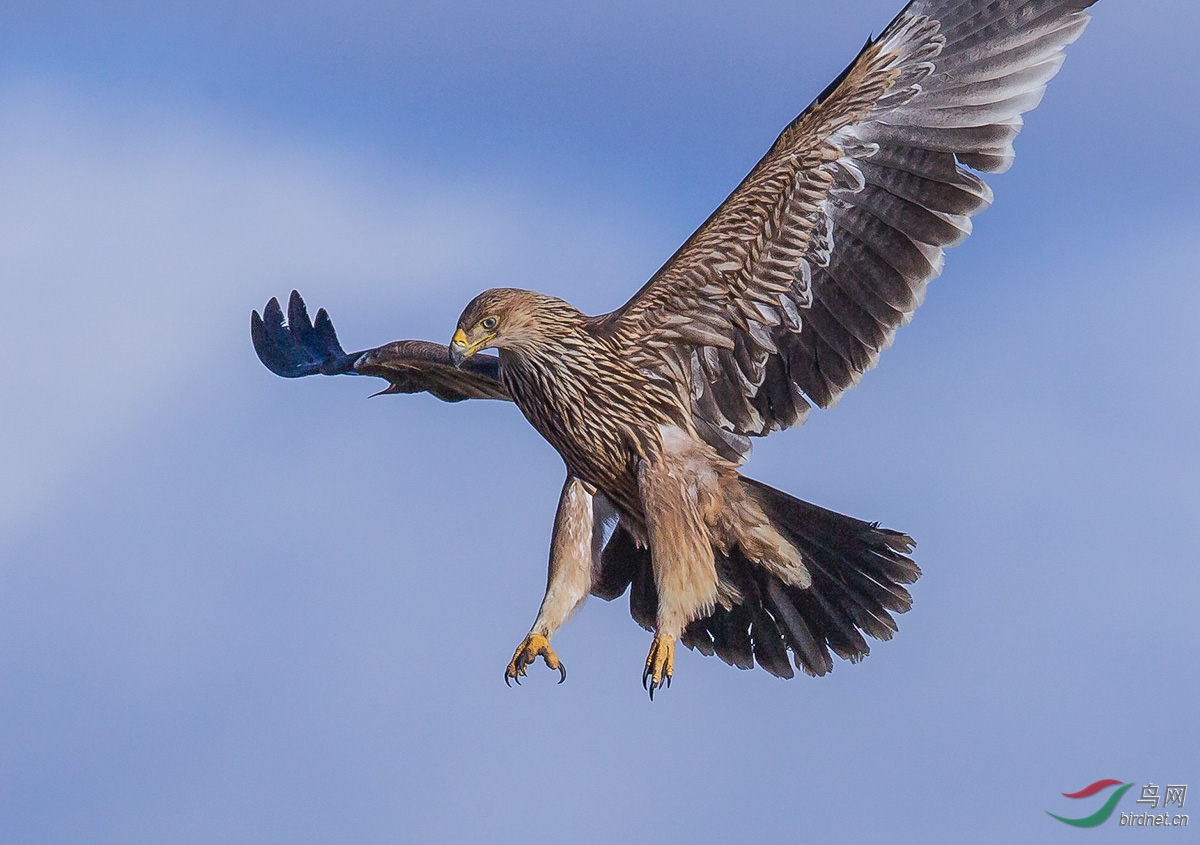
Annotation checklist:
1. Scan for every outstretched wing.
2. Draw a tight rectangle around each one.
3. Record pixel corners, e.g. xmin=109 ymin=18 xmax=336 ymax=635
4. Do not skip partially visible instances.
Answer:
xmin=598 ymin=0 xmax=1095 ymax=451
xmin=251 ymin=290 xmax=511 ymax=403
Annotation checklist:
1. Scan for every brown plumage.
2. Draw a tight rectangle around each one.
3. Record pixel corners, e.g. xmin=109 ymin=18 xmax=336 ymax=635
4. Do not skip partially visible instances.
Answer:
xmin=453 ymin=289 xmax=690 ymax=530
xmin=253 ymin=0 xmax=1098 ymax=696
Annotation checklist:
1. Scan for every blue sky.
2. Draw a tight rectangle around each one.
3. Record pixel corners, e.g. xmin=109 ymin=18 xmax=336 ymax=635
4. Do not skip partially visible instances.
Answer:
xmin=1 ymin=2 xmax=1197 ymax=842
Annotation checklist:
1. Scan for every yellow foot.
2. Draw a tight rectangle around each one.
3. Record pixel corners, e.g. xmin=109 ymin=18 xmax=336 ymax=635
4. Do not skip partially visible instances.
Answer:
xmin=642 ymin=634 xmax=675 ymax=700
xmin=505 ymin=632 xmax=566 ymax=686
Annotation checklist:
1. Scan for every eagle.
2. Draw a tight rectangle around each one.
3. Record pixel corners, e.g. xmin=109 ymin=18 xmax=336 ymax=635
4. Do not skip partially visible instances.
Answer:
xmin=253 ymin=0 xmax=1097 ymax=697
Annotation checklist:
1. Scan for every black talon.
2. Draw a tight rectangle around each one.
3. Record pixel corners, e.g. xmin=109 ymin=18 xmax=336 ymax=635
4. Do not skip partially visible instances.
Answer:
xmin=505 ymin=673 xmax=512 ymax=688
xmin=642 ymin=667 xmax=650 ymax=691
xmin=556 ymin=663 xmax=567 ymax=684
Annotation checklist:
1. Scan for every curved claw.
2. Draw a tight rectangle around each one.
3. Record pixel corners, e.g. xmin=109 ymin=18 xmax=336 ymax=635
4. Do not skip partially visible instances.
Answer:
xmin=504 ymin=632 xmax=566 ymax=687
xmin=643 ymin=634 xmax=675 ymax=701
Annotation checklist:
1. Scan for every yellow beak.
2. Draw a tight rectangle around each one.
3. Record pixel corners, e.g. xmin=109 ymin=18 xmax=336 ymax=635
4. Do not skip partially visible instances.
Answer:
xmin=450 ymin=328 xmax=492 ymax=366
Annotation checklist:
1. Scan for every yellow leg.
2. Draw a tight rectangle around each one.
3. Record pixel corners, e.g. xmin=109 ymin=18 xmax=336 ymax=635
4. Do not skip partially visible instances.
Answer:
xmin=505 ymin=632 xmax=566 ymax=686
xmin=642 ymin=634 xmax=675 ymax=699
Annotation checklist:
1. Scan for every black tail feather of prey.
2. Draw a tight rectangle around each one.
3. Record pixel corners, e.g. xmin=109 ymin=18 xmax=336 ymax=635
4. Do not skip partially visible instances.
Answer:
xmin=594 ymin=476 xmax=919 ymax=680
xmin=251 ymin=290 xmax=363 ymax=378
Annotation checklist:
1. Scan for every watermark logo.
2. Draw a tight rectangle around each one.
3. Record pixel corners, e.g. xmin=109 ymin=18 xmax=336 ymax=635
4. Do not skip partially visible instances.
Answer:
xmin=1047 ymin=780 xmax=1189 ymax=829
xmin=1048 ymin=779 xmax=1134 ymax=827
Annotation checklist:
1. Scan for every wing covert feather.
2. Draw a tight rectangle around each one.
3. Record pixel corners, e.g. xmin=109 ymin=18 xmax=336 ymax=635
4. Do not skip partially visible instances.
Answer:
xmin=594 ymin=0 xmax=1095 ymax=457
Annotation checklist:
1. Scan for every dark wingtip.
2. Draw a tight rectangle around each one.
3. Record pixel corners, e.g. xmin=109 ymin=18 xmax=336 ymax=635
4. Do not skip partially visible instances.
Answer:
xmin=312 ymin=307 xmax=349 ymax=365
xmin=250 ymin=308 xmax=269 ymax=365
xmin=287 ymin=290 xmax=327 ymax=361
xmin=287 ymin=290 xmax=309 ymax=330
xmin=251 ymin=301 xmax=299 ymax=377
xmin=251 ymin=291 xmax=353 ymax=378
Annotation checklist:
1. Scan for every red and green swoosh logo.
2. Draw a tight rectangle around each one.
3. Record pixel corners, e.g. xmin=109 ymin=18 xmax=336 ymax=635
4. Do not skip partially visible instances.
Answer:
xmin=1047 ymin=779 xmax=1134 ymax=827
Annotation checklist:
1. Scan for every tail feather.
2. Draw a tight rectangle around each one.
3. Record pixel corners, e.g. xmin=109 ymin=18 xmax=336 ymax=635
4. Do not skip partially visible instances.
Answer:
xmin=763 ymin=577 xmax=833 ymax=677
xmin=744 ymin=476 xmax=919 ymax=676
xmin=593 ymin=475 xmax=920 ymax=679
xmin=680 ymin=619 xmax=715 ymax=657
xmin=711 ymin=605 xmax=755 ymax=670
xmin=748 ymin=607 xmax=794 ymax=679
xmin=793 ymin=585 xmax=872 ymax=664
xmin=782 ymin=515 xmax=917 ymax=616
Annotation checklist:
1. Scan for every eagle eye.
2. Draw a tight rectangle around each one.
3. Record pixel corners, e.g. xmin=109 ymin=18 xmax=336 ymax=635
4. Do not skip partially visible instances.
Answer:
xmin=481 ymin=317 xmax=498 ymax=331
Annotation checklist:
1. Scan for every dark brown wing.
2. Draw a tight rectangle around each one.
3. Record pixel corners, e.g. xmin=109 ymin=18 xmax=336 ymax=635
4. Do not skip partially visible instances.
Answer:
xmin=597 ymin=0 xmax=1096 ymax=453
xmin=251 ymin=290 xmax=510 ymax=403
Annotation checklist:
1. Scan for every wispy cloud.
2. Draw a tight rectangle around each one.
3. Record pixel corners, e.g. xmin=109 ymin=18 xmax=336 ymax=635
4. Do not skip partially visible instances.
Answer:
xmin=0 ymin=84 xmax=663 ymax=540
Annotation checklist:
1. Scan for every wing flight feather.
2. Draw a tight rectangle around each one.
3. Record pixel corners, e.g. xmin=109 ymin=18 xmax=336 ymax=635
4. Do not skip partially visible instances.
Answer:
xmin=252 ymin=291 xmax=510 ymax=403
xmin=596 ymin=0 xmax=1096 ymax=458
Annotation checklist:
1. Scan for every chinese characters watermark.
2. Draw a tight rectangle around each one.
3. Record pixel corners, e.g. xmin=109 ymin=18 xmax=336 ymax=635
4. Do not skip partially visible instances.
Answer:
xmin=1122 ymin=783 xmax=1189 ymax=828
xmin=1047 ymin=779 xmax=1189 ymax=829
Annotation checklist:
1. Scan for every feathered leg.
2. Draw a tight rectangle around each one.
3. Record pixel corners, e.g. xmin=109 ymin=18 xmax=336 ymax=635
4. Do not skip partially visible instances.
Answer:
xmin=636 ymin=440 xmax=722 ymax=699
xmin=505 ymin=476 xmax=612 ymax=685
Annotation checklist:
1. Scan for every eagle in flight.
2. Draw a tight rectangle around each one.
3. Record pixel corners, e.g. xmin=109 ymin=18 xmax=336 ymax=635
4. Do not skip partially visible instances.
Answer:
xmin=253 ymin=0 xmax=1097 ymax=697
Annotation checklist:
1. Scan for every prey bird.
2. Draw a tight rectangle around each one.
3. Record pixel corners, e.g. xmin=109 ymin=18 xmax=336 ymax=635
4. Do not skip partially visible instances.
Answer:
xmin=253 ymin=0 xmax=1098 ymax=697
